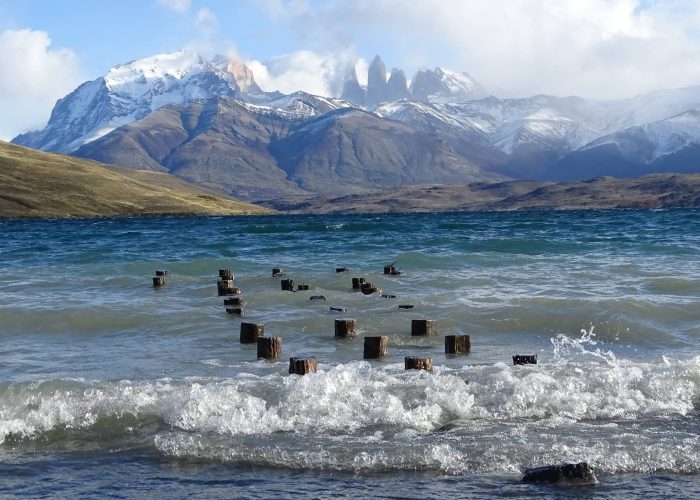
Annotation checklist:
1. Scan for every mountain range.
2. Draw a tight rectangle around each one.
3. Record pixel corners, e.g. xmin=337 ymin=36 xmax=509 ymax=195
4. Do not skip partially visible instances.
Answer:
xmin=12 ymin=49 xmax=700 ymax=202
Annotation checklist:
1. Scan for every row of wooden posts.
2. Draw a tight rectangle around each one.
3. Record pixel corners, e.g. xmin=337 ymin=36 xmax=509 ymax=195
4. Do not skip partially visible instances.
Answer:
xmin=153 ymin=265 xmax=538 ymax=374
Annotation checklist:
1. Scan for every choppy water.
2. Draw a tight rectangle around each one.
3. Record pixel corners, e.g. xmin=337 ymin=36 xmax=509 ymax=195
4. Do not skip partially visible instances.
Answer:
xmin=1 ymin=210 xmax=700 ymax=498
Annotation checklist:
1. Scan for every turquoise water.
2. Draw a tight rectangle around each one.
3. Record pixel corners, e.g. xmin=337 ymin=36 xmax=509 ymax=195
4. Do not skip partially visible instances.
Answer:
xmin=1 ymin=210 xmax=700 ymax=498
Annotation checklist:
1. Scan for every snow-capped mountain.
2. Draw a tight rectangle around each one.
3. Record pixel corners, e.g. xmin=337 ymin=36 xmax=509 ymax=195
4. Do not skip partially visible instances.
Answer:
xmin=13 ymin=50 xmax=272 ymax=153
xmin=12 ymin=47 xmax=700 ymax=188
xmin=376 ymin=87 xmax=700 ymax=177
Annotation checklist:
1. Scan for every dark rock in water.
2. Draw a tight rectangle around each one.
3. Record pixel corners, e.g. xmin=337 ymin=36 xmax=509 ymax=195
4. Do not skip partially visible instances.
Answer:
xmin=336 ymin=267 xmax=349 ymax=273
xmin=522 ymin=462 xmax=598 ymax=485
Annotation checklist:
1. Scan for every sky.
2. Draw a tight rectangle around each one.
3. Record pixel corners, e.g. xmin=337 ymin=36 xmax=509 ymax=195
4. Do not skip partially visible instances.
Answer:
xmin=2 ymin=0 xmax=700 ymax=140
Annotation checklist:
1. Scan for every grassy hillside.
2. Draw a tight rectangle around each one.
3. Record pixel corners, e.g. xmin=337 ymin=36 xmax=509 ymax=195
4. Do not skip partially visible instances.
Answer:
xmin=0 ymin=141 xmax=274 ymax=219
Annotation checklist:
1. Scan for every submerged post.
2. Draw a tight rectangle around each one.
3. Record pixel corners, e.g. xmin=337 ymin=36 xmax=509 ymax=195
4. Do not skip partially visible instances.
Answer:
xmin=240 ymin=322 xmax=264 ymax=344
xmin=364 ymin=336 xmax=388 ymax=359
xmin=513 ymin=354 xmax=538 ymax=365
xmin=257 ymin=336 xmax=282 ymax=360
xmin=334 ymin=319 xmax=357 ymax=338
xmin=445 ymin=334 xmax=471 ymax=354
xmin=289 ymin=357 xmax=317 ymax=375
xmin=405 ymin=356 xmax=432 ymax=371
xmin=411 ymin=319 xmax=437 ymax=336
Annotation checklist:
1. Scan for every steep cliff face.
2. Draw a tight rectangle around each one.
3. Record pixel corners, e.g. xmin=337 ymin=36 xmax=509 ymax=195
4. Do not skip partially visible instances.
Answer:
xmin=366 ymin=55 xmax=388 ymax=107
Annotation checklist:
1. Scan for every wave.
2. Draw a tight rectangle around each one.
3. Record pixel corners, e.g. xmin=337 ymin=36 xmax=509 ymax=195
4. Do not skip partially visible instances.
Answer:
xmin=2 ymin=334 xmax=699 ymax=474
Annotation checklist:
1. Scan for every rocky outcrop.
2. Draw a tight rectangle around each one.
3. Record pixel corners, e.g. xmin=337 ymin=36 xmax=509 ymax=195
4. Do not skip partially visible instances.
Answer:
xmin=340 ymin=65 xmax=365 ymax=106
xmin=366 ymin=55 xmax=388 ymax=107
xmin=387 ymin=68 xmax=410 ymax=101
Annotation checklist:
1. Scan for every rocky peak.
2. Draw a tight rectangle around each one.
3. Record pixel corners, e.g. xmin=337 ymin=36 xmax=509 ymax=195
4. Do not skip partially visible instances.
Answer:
xmin=387 ymin=68 xmax=409 ymax=101
xmin=410 ymin=67 xmax=488 ymax=103
xmin=366 ymin=55 xmax=388 ymax=108
xmin=226 ymin=59 xmax=261 ymax=93
xmin=340 ymin=65 xmax=366 ymax=106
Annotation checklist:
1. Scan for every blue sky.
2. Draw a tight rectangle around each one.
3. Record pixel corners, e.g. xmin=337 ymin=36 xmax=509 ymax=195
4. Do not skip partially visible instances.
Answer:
xmin=2 ymin=0 xmax=700 ymax=139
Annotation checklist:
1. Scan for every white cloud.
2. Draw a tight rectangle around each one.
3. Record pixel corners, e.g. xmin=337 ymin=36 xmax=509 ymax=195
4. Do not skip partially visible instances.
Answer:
xmin=256 ymin=0 xmax=700 ymax=100
xmin=0 ymin=29 xmax=83 ymax=140
xmin=247 ymin=49 xmax=357 ymax=96
xmin=156 ymin=0 xmax=191 ymax=13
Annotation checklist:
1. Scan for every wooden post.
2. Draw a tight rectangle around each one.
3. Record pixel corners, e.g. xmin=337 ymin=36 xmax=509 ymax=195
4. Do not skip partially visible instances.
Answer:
xmin=224 ymin=296 xmax=243 ymax=306
xmin=445 ymin=334 xmax=471 ymax=354
xmin=364 ymin=336 xmax=388 ymax=359
xmin=152 ymin=276 xmax=165 ymax=287
xmin=382 ymin=294 xmax=397 ymax=298
xmin=513 ymin=354 xmax=538 ymax=365
xmin=272 ymin=268 xmax=284 ymax=277
xmin=330 ymin=306 xmax=347 ymax=312
xmin=289 ymin=357 xmax=317 ymax=375
xmin=352 ymin=277 xmax=365 ymax=290
xmin=217 ymin=279 xmax=235 ymax=296
xmin=405 ymin=356 xmax=432 ymax=371
xmin=240 ymin=322 xmax=264 ymax=344
xmin=309 ymin=295 xmax=327 ymax=301
xmin=411 ymin=319 xmax=437 ymax=336
xmin=257 ymin=336 xmax=282 ymax=360
xmin=155 ymin=270 xmax=169 ymax=277
xmin=398 ymin=304 xmax=414 ymax=309
xmin=361 ymin=282 xmax=380 ymax=295
xmin=336 ymin=267 xmax=349 ymax=273
xmin=281 ymin=278 xmax=295 ymax=291
xmin=219 ymin=269 xmax=233 ymax=280
xmin=334 ymin=318 xmax=357 ymax=338
xmin=297 ymin=283 xmax=311 ymax=291
xmin=226 ymin=307 xmax=243 ymax=315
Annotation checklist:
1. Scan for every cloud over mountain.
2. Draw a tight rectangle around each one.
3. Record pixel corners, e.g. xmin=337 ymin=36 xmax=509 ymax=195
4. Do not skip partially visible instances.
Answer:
xmin=0 ymin=29 xmax=83 ymax=140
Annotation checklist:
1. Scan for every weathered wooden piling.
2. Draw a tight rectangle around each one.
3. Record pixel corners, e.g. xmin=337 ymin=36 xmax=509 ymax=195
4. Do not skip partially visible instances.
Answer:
xmin=411 ymin=319 xmax=437 ymax=336
xmin=382 ymin=294 xmax=397 ymax=299
xmin=364 ymin=336 xmax=388 ymax=359
xmin=226 ymin=307 xmax=243 ymax=315
xmin=513 ymin=354 xmax=538 ymax=365
xmin=217 ymin=278 xmax=235 ymax=296
xmin=334 ymin=318 xmax=357 ymax=338
xmin=240 ymin=322 xmax=264 ymax=344
xmin=384 ymin=264 xmax=402 ymax=276
xmin=289 ymin=357 xmax=317 ymax=375
xmin=330 ymin=306 xmax=347 ymax=312
xmin=224 ymin=296 xmax=243 ymax=306
xmin=398 ymin=304 xmax=414 ymax=309
xmin=309 ymin=295 xmax=327 ymax=301
xmin=257 ymin=336 xmax=282 ymax=360
xmin=281 ymin=278 xmax=295 ymax=291
xmin=522 ymin=463 xmax=597 ymax=485
xmin=445 ymin=334 xmax=471 ymax=354
xmin=336 ymin=267 xmax=349 ymax=273
xmin=352 ymin=277 xmax=365 ymax=290
xmin=272 ymin=268 xmax=284 ymax=277
xmin=230 ymin=287 xmax=242 ymax=295
xmin=361 ymin=282 xmax=380 ymax=295
xmin=155 ymin=270 xmax=169 ymax=277
xmin=405 ymin=356 xmax=432 ymax=371
xmin=297 ymin=283 xmax=311 ymax=291
xmin=219 ymin=268 xmax=233 ymax=280
xmin=152 ymin=276 xmax=165 ymax=287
